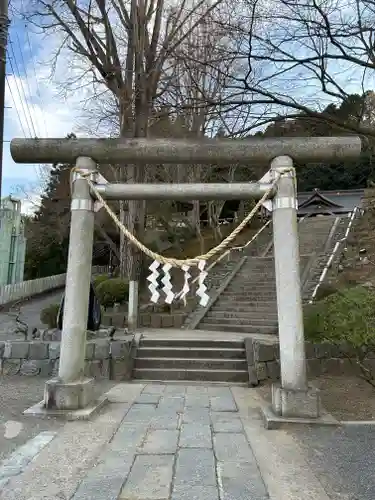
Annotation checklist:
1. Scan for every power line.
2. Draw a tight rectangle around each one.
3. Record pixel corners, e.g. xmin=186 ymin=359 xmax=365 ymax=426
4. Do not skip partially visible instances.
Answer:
xmin=14 ymin=29 xmax=41 ymax=136
xmin=0 ymin=0 xmax=8 ymax=197
xmin=6 ymin=51 xmax=33 ymax=136
xmin=12 ymin=0 xmax=48 ymax=138
xmin=7 ymin=37 xmax=37 ymax=136
xmin=25 ymin=28 xmax=48 ymax=137
xmin=5 ymin=74 xmax=26 ymax=136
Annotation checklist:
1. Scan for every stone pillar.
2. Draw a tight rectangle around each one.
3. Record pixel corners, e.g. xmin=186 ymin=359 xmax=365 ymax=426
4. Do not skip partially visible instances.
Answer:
xmin=127 ymin=280 xmax=139 ymax=332
xmin=271 ymin=156 xmax=320 ymax=418
xmin=44 ymin=157 xmax=96 ymax=412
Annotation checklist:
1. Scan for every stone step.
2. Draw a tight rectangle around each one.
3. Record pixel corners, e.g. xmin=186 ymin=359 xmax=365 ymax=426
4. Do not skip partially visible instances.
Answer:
xmin=223 ymin=280 xmax=275 ymax=286
xmin=235 ymin=264 xmax=274 ymax=269
xmin=230 ymin=270 xmax=275 ymax=275
xmin=131 ymin=379 xmax=248 ymax=386
xmin=224 ymin=285 xmax=276 ymax=292
xmin=133 ymin=368 xmax=249 ymax=383
xmin=234 ymin=280 xmax=276 ymax=285
xmin=220 ymin=293 xmax=277 ymax=300
xmin=210 ymin=305 xmax=277 ymax=314
xmin=240 ymin=264 xmax=274 ymax=270
xmin=197 ymin=322 xmax=277 ymax=334
xmin=134 ymin=357 xmax=248 ymax=371
xmin=205 ymin=311 xmax=278 ymax=321
xmin=136 ymin=346 xmax=246 ymax=359
xmin=139 ymin=338 xmax=245 ymax=349
xmin=200 ymin=317 xmax=278 ymax=327
xmin=214 ymin=299 xmax=277 ymax=308
xmin=222 ymin=286 xmax=276 ymax=292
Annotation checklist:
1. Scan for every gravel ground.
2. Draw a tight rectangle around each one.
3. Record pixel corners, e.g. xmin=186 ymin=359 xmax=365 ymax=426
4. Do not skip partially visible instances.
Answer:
xmin=257 ymin=374 xmax=375 ymax=421
xmin=292 ymin=424 xmax=375 ymax=500
xmin=0 ymin=376 xmax=115 ymax=462
xmin=256 ymin=376 xmax=375 ymax=500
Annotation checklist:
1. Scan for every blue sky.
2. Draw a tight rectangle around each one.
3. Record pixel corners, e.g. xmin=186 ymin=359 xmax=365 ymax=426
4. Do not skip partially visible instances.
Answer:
xmin=2 ymin=2 xmax=83 ymax=211
xmin=3 ymin=13 xmax=40 ymax=196
xmin=2 ymin=1 xmax=372 ymax=212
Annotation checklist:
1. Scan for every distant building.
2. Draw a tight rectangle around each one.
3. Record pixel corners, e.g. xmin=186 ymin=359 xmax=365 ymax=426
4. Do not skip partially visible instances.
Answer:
xmin=0 ymin=197 xmax=26 ymax=286
xmin=260 ymin=188 xmax=364 ymax=219
xmin=297 ymin=189 xmax=364 ymax=217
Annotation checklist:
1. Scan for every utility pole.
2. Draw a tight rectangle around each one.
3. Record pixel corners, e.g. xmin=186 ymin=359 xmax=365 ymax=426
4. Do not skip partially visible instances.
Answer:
xmin=0 ymin=0 xmax=8 ymax=199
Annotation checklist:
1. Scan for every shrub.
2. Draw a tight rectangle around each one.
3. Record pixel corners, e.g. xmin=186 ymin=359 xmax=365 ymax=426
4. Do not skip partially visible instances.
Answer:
xmin=96 ymin=278 xmax=129 ymax=308
xmin=40 ymin=303 xmax=60 ymax=329
xmin=314 ymin=282 xmax=338 ymax=301
xmin=304 ymin=286 xmax=375 ymax=385
xmin=93 ymin=274 xmax=110 ymax=289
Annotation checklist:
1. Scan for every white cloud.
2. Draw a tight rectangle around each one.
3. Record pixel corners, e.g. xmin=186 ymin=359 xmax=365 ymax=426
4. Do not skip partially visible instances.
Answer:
xmin=2 ymin=19 xmax=103 ymax=209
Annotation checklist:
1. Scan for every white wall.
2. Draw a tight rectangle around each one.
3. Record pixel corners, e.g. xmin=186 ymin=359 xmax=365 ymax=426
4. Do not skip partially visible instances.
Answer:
xmin=0 ymin=273 xmax=66 ymax=305
xmin=0 ymin=266 xmax=110 ymax=305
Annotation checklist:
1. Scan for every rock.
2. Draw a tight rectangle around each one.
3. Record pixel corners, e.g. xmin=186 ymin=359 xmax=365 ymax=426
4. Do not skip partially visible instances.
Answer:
xmin=20 ymin=360 xmax=40 ymax=376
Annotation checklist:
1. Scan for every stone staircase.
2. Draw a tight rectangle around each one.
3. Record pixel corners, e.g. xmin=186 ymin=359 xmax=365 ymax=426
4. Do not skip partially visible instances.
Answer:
xmin=301 ymin=215 xmax=352 ymax=301
xmin=183 ymin=224 xmax=272 ymax=329
xmin=196 ymin=215 xmax=343 ymax=333
xmin=132 ymin=215 xmax=356 ymax=383
xmin=133 ymin=337 xmax=249 ymax=383
xmin=197 ymin=255 xmax=309 ymax=334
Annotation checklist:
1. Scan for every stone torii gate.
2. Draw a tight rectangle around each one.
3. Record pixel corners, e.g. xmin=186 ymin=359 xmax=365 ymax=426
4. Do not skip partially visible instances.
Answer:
xmin=10 ymin=136 xmax=361 ymax=425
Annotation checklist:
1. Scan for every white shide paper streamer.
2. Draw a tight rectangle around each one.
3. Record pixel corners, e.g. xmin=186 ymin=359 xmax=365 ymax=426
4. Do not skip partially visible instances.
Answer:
xmin=196 ymin=260 xmax=209 ymax=307
xmin=147 ymin=260 xmax=161 ymax=303
xmin=161 ymin=263 xmax=175 ymax=304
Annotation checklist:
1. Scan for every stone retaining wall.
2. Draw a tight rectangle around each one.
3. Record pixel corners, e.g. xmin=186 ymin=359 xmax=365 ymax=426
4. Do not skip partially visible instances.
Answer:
xmin=245 ymin=338 xmax=372 ymax=385
xmin=102 ymin=307 xmax=191 ymax=329
xmin=0 ymin=338 xmax=135 ymax=381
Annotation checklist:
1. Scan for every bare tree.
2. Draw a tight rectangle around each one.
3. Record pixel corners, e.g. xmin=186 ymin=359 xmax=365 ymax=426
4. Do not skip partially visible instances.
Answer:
xmin=211 ymin=0 xmax=375 ymax=136
xmin=29 ymin=0 xmax=229 ymax=322
xmin=158 ymin=4 xmax=246 ymax=248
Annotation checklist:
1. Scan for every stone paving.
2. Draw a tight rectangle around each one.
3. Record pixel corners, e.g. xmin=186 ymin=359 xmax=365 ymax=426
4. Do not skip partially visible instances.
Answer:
xmin=72 ymin=384 xmax=268 ymax=500
xmin=3 ymin=381 xmax=371 ymax=500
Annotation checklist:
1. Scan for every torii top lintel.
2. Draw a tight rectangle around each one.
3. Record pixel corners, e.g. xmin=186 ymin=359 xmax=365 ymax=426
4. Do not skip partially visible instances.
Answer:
xmin=9 ymin=136 xmax=362 ymax=166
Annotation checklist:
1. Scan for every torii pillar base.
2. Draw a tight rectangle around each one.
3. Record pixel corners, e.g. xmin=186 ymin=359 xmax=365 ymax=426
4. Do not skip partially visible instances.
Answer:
xmin=260 ymin=383 xmax=338 ymax=430
xmin=23 ymin=378 xmax=107 ymax=421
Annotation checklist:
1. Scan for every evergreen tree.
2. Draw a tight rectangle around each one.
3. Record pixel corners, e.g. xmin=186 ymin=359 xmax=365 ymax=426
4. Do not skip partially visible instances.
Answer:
xmin=258 ymin=93 xmax=375 ymax=191
xmin=24 ymin=163 xmax=71 ymax=279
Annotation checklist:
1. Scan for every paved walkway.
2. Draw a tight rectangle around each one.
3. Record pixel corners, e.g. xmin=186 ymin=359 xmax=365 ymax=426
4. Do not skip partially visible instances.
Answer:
xmin=0 ymin=382 xmax=345 ymax=500
xmin=0 ymin=290 xmax=63 ymax=340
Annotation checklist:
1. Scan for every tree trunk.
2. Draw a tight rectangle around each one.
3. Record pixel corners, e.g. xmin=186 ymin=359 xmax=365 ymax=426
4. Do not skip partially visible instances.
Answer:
xmin=192 ymin=200 xmax=204 ymax=254
xmin=125 ymin=97 xmax=149 ymax=331
xmin=119 ymin=200 xmax=132 ymax=279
